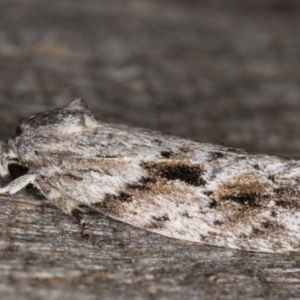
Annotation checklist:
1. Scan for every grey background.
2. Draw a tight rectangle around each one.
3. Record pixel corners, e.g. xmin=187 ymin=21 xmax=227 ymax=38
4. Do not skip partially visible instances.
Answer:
xmin=1 ymin=0 xmax=300 ymax=299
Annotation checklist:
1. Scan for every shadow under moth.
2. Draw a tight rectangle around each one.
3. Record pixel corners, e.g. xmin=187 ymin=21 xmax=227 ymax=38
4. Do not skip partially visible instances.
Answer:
xmin=1 ymin=99 xmax=300 ymax=253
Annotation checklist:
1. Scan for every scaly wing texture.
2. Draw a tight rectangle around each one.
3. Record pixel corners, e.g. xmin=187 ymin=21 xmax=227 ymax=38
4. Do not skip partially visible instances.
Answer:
xmin=13 ymin=100 xmax=300 ymax=252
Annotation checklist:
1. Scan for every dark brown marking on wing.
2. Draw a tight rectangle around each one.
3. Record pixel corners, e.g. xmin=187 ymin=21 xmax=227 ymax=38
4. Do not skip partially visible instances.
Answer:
xmin=209 ymin=151 xmax=224 ymax=161
xmin=275 ymin=200 xmax=289 ymax=208
xmin=144 ymin=217 xmax=169 ymax=230
xmin=273 ymin=187 xmax=300 ymax=209
xmin=203 ymin=191 xmax=213 ymax=196
xmin=160 ymin=151 xmax=173 ymax=159
xmin=274 ymin=186 xmax=300 ymax=198
xmin=268 ymin=175 xmax=276 ymax=183
xmin=92 ymin=192 xmax=133 ymax=217
xmin=152 ymin=214 xmax=170 ymax=222
xmin=208 ymin=199 xmax=217 ymax=208
xmin=250 ymin=221 xmax=285 ymax=238
xmin=144 ymin=162 xmax=207 ymax=187
xmin=180 ymin=212 xmax=193 ymax=218
xmin=275 ymin=200 xmax=300 ymax=209
xmin=251 ymin=227 xmax=264 ymax=236
xmin=213 ymin=220 xmax=223 ymax=225
xmin=127 ymin=177 xmax=156 ymax=190
xmin=179 ymin=146 xmax=190 ymax=153
xmin=217 ymin=174 xmax=270 ymax=208
xmin=253 ymin=164 xmax=260 ymax=170
xmin=153 ymin=139 xmax=162 ymax=146
xmin=145 ymin=221 xmax=164 ymax=229
xmin=116 ymin=192 xmax=133 ymax=203
xmin=223 ymin=193 xmax=260 ymax=207
xmin=261 ymin=221 xmax=275 ymax=229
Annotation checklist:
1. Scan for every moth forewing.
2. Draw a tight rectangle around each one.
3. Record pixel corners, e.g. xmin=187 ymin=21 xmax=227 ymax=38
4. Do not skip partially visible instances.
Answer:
xmin=0 ymin=98 xmax=300 ymax=253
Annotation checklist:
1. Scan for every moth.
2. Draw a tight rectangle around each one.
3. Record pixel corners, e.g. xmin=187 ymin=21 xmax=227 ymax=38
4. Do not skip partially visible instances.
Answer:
xmin=1 ymin=99 xmax=300 ymax=253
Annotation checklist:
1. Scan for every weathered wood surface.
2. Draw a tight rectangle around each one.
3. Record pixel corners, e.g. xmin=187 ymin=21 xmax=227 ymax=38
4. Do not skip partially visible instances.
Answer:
xmin=1 ymin=0 xmax=300 ymax=299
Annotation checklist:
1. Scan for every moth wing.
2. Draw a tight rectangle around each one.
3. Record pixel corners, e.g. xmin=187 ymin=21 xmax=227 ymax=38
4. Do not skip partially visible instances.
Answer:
xmin=13 ymin=100 xmax=300 ymax=252
xmin=28 ymin=154 xmax=300 ymax=253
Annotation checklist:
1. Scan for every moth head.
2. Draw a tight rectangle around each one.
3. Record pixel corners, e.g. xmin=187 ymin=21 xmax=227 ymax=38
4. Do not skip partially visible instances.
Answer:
xmin=0 ymin=139 xmax=28 ymax=179
xmin=16 ymin=99 xmax=100 ymax=137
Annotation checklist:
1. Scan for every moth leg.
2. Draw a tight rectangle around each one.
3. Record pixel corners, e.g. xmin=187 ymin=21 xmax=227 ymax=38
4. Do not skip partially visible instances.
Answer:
xmin=0 ymin=174 xmax=38 ymax=194
xmin=0 ymin=174 xmax=91 ymax=239
xmin=70 ymin=208 xmax=92 ymax=240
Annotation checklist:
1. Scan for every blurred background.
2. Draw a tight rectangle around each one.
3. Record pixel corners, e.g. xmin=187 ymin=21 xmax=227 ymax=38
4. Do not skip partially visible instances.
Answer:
xmin=2 ymin=1 xmax=300 ymax=299
xmin=1 ymin=0 xmax=300 ymax=154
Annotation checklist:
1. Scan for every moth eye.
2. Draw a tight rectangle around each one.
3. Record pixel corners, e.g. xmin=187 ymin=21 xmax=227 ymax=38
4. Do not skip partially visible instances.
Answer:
xmin=8 ymin=163 xmax=28 ymax=179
